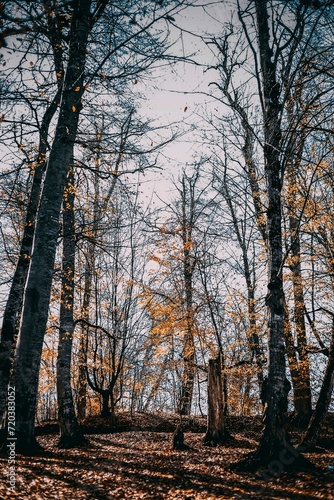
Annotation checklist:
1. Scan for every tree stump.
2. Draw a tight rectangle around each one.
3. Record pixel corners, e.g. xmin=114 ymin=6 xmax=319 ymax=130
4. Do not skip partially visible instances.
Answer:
xmin=173 ymin=425 xmax=190 ymax=450
xmin=203 ymin=353 xmax=230 ymax=446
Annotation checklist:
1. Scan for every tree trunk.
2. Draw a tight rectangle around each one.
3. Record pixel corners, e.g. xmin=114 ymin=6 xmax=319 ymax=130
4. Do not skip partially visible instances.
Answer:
xmin=77 ymin=161 xmax=101 ymax=419
xmin=255 ymin=0 xmax=293 ymax=462
xmin=12 ymin=0 xmax=92 ymax=454
xmin=233 ymin=0 xmax=305 ymax=470
xmin=76 ymin=137 xmax=124 ymax=419
xmin=100 ymin=390 xmax=111 ymax=417
xmin=283 ymin=311 xmax=310 ymax=420
xmin=284 ymin=84 xmax=312 ymax=422
xmin=288 ymin=202 xmax=312 ymax=422
xmin=77 ymin=267 xmax=92 ymax=420
xmin=203 ymin=352 xmax=230 ymax=446
xmin=220 ymin=176 xmax=264 ymax=392
xmin=179 ymin=327 xmax=195 ymax=416
xmin=57 ymin=167 xmax=86 ymax=448
xmin=179 ymin=177 xmax=196 ymax=416
xmin=76 ymin=233 xmax=98 ymax=421
xmin=0 ymin=87 xmax=62 ymax=425
xmin=299 ymin=326 xmax=334 ymax=450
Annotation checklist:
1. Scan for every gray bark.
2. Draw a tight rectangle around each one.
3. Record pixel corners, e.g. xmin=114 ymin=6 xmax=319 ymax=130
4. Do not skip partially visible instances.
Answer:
xmin=12 ymin=0 xmax=92 ymax=453
xmin=245 ymin=0 xmax=298 ymax=465
xmin=216 ymin=38 xmax=311 ymax=416
xmin=288 ymin=210 xmax=312 ymax=421
xmin=299 ymin=325 xmax=334 ymax=449
xmin=57 ymin=167 xmax=86 ymax=448
xmin=284 ymin=74 xmax=312 ymax=422
xmin=77 ymin=257 xmax=93 ymax=420
xmin=179 ymin=175 xmax=196 ymax=416
xmin=77 ymin=154 xmax=100 ymax=420
xmin=0 ymin=86 xmax=62 ymax=425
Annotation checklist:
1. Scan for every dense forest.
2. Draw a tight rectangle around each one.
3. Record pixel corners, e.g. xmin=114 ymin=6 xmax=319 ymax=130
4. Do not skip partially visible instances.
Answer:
xmin=1 ymin=0 xmax=334 ymax=497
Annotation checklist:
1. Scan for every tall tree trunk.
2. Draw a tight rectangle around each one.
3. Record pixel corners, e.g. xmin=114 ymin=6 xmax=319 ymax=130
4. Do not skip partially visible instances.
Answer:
xmin=255 ymin=0 xmax=291 ymax=459
xmin=220 ymin=174 xmax=264 ymax=391
xmin=288 ymin=215 xmax=312 ymax=422
xmin=12 ymin=0 xmax=92 ymax=453
xmin=76 ymin=134 xmax=112 ymax=419
xmin=0 ymin=87 xmax=62 ymax=425
xmin=179 ymin=176 xmax=196 ymax=416
xmin=77 ymin=169 xmax=100 ymax=419
xmin=233 ymin=0 xmax=305 ymax=470
xmin=284 ymin=80 xmax=312 ymax=423
xmin=179 ymin=324 xmax=195 ymax=416
xmin=57 ymin=167 xmax=86 ymax=448
xmin=283 ymin=310 xmax=309 ymax=417
xmin=203 ymin=352 xmax=230 ymax=446
xmin=77 ymin=262 xmax=93 ymax=420
xmin=299 ymin=324 xmax=334 ymax=450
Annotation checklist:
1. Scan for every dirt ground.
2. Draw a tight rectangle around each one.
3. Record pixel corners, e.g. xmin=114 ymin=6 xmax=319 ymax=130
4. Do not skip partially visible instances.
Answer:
xmin=1 ymin=414 xmax=334 ymax=499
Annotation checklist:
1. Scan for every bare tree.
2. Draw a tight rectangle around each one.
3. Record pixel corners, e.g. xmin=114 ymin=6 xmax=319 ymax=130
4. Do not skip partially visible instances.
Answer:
xmin=5 ymin=0 xmax=185 ymax=453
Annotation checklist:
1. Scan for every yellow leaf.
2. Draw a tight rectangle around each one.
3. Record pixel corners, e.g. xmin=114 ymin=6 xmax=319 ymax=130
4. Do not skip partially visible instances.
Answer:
xmin=75 ymin=86 xmax=80 ymax=91
xmin=72 ymin=106 xmax=76 ymax=112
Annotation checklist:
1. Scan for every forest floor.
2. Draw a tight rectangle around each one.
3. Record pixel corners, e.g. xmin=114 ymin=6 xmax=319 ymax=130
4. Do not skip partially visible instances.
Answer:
xmin=1 ymin=412 xmax=334 ymax=499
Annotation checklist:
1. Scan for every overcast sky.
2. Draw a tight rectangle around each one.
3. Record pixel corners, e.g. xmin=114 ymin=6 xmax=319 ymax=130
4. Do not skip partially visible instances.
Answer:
xmin=135 ymin=1 xmax=235 ymax=204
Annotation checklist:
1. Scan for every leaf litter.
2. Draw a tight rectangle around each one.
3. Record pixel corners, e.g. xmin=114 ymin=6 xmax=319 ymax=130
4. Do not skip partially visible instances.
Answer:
xmin=0 ymin=414 xmax=333 ymax=499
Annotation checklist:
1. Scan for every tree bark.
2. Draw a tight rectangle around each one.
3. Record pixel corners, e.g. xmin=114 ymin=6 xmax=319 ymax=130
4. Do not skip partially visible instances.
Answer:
xmin=179 ymin=175 xmax=196 ymax=416
xmin=100 ymin=390 xmax=111 ymax=417
xmin=287 ymin=219 xmax=312 ymax=423
xmin=299 ymin=326 xmax=334 ymax=450
xmin=233 ymin=0 xmax=305 ymax=470
xmin=77 ymin=194 xmax=100 ymax=419
xmin=0 ymin=87 xmax=62 ymax=425
xmin=77 ymin=262 xmax=93 ymax=420
xmin=57 ymin=167 xmax=87 ymax=448
xmin=179 ymin=326 xmax=195 ymax=416
xmin=284 ymin=77 xmax=312 ymax=423
xmin=283 ymin=310 xmax=310 ymax=418
xmin=203 ymin=352 xmax=230 ymax=446
xmin=12 ymin=0 xmax=92 ymax=453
